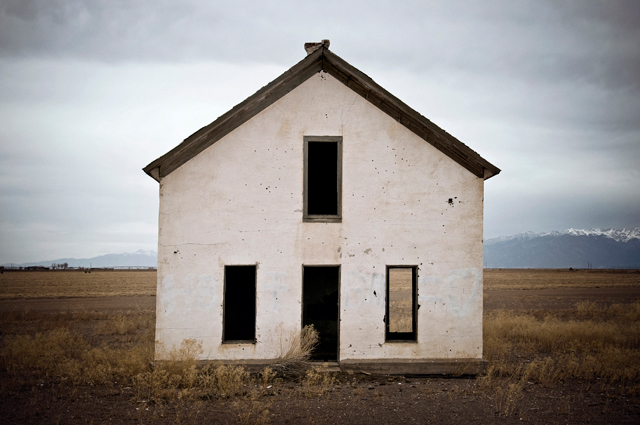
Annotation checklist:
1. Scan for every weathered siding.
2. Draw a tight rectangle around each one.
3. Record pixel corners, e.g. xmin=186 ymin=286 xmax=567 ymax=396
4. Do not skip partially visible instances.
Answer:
xmin=155 ymin=71 xmax=484 ymax=362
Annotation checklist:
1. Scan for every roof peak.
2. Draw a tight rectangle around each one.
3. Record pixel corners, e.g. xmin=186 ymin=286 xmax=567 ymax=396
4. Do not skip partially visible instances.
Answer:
xmin=143 ymin=44 xmax=500 ymax=182
xmin=304 ymin=39 xmax=330 ymax=56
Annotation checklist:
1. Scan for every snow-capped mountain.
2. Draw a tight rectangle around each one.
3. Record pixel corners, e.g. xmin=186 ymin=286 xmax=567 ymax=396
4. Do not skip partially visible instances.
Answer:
xmin=485 ymin=228 xmax=640 ymax=245
xmin=3 ymin=250 xmax=157 ymax=268
xmin=483 ymin=228 xmax=640 ymax=268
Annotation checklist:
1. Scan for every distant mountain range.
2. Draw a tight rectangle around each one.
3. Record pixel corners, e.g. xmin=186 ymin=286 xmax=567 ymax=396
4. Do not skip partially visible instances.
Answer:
xmin=4 ymin=228 xmax=640 ymax=270
xmin=483 ymin=228 xmax=640 ymax=269
xmin=2 ymin=250 xmax=157 ymax=269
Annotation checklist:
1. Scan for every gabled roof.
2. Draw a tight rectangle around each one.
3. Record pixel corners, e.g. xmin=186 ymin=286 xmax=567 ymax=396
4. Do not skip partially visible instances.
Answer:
xmin=143 ymin=45 xmax=500 ymax=182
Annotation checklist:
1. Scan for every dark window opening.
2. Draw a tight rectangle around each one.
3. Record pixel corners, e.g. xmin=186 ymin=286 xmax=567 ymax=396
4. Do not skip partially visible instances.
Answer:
xmin=386 ymin=266 xmax=417 ymax=341
xmin=302 ymin=266 xmax=340 ymax=361
xmin=304 ymin=136 xmax=342 ymax=222
xmin=308 ymin=142 xmax=338 ymax=214
xmin=223 ymin=265 xmax=256 ymax=342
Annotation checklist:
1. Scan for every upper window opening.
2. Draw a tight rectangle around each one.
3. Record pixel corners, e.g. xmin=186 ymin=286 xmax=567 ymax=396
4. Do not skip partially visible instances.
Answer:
xmin=304 ymin=136 xmax=342 ymax=222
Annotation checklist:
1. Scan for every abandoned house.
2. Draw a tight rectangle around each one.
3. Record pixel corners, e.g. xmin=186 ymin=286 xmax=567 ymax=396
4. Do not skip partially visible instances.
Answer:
xmin=143 ymin=40 xmax=500 ymax=374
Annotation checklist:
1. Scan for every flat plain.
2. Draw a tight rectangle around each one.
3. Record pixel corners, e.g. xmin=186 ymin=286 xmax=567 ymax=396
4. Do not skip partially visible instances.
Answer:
xmin=0 ymin=269 xmax=639 ymax=424
xmin=0 ymin=270 xmax=156 ymax=299
xmin=484 ymin=268 xmax=640 ymax=290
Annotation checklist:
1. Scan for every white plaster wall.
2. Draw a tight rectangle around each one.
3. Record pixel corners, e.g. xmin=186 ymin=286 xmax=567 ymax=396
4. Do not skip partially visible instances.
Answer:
xmin=155 ymin=71 xmax=484 ymax=361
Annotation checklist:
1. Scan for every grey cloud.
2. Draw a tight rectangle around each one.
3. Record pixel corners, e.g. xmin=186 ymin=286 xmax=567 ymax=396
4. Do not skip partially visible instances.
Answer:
xmin=1 ymin=0 xmax=639 ymax=262
xmin=2 ymin=0 xmax=638 ymax=96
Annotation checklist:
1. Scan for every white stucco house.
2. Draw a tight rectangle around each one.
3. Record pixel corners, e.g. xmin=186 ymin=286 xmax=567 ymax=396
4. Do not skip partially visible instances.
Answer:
xmin=143 ymin=41 xmax=500 ymax=374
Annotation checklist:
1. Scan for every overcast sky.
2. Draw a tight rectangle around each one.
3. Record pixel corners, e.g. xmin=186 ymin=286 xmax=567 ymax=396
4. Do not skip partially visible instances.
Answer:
xmin=1 ymin=0 xmax=639 ymax=263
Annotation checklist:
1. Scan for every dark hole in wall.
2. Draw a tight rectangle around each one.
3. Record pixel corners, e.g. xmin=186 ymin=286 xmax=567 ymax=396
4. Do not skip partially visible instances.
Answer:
xmin=303 ymin=266 xmax=339 ymax=361
xmin=224 ymin=265 xmax=256 ymax=341
xmin=307 ymin=141 xmax=338 ymax=215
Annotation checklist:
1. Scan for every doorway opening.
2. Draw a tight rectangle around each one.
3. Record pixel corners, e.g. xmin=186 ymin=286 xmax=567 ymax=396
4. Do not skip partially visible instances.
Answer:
xmin=302 ymin=266 xmax=340 ymax=361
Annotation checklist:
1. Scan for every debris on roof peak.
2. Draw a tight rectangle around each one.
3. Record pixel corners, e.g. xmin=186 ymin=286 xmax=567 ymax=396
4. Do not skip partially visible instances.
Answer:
xmin=304 ymin=39 xmax=330 ymax=55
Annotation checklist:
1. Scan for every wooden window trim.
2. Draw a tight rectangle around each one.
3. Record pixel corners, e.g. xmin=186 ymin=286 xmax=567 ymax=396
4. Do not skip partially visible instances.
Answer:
xmin=303 ymin=136 xmax=342 ymax=223
xmin=385 ymin=265 xmax=418 ymax=342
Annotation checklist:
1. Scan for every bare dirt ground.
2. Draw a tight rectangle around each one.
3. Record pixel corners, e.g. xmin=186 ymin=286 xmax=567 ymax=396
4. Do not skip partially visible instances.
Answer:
xmin=2 ymin=372 xmax=638 ymax=425
xmin=484 ymin=268 xmax=640 ymax=290
xmin=0 ymin=270 xmax=156 ymax=300
xmin=484 ymin=286 xmax=640 ymax=311
xmin=1 ymin=270 xmax=639 ymax=424
xmin=0 ymin=295 xmax=155 ymax=313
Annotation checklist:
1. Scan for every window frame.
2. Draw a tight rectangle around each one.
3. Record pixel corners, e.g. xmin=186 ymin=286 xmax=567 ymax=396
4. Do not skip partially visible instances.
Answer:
xmin=303 ymin=136 xmax=343 ymax=223
xmin=222 ymin=264 xmax=257 ymax=344
xmin=385 ymin=265 xmax=418 ymax=342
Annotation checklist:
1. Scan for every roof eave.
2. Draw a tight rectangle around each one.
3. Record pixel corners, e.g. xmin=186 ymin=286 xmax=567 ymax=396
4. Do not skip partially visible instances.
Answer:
xmin=320 ymin=49 xmax=501 ymax=180
xmin=142 ymin=47 xmax=325 ymax=182
xmin=143 ymin=46 xmax=500 ymax=182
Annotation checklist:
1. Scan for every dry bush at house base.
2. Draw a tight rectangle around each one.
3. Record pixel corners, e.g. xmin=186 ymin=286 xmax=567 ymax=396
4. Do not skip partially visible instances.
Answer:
xmin=268 ymin=324 xmax=319 ymax=376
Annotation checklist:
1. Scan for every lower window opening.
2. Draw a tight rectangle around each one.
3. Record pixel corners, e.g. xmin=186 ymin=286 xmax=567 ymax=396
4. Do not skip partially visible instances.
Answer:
xmin=386 ymin=266 xmax=417 ymax=341
xmin=223 ymin=265 xmax=256 ymax=342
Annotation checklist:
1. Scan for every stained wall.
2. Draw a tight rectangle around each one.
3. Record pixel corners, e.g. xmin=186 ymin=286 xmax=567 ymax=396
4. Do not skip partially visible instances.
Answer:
xmin=155 ymin=71 xmax=484 ymax=361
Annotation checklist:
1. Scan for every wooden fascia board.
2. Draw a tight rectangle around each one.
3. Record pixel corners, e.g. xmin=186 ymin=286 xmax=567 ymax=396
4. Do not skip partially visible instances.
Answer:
xmin=321 ymin=49 xmax=500 ymax=180
xmin=142 ymin=48 xmax=325 ymax=181
xmin=143 ymin=46 xmax=501 ymax=182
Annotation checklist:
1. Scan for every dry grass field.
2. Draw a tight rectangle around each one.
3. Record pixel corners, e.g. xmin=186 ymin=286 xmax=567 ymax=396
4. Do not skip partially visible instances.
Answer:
xmin=484 ymin=268 xmax=640 ymax=290
xmin=0 ymin=270 xmax=156 ymax=299
xmin=0 ymin=269 xmax=639 ymax=424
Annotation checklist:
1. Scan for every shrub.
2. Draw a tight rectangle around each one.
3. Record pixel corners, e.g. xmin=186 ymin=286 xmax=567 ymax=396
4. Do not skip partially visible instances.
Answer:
xmin=270 ymin=325 xmax=319 ymax=375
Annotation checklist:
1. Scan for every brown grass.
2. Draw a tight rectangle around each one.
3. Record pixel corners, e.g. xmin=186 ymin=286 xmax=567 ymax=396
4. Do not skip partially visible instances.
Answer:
xmin=481 ymin=301 xmax=640 ymax=414
xmin=2 ymin=269 xmax=640 ymax=418
xmin=484 ymin=268 xmax=640 ymax=290
xmin=0 ymin=309 xmax=330 ymax=407
xmin=302 ymin=368 xmax=336 ymax=396
xmin=0 ymin=270 xmax=156 ymax=299
xmin=1 ymin=327 xmax=154 ymax=385
xmin=0 ymin=309 xmax=156 ymax=385
xmin=133 ymin=339 xmax=252 ymax=402
xmin=5 ymin=301 xmax=636 ymax=399
xmin=97 ymin=311 xmax=153 ymax=335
